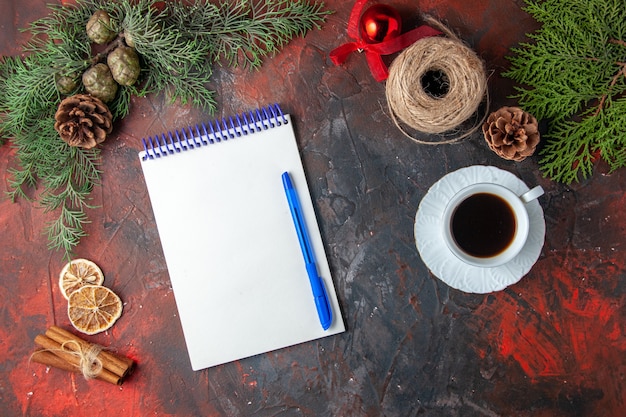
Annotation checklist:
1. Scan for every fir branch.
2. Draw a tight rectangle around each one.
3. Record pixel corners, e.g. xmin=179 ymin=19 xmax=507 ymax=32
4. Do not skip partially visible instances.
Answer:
xmin=539 ymin=115 xmax=598 ymax=184
xmin=592 ymin=97 xmax=626 ymax=171
xmin=26 ymin=2 xmax=96 ymax=50
xmin=166 ymin=0 xmax=331 ymax=68
xmin=8 ymin=116 xmax=100 ymax=256
xmin=110 ymin=84 xmax=134 ymax=120
xmin=122 ymin=7 xmax=210 ymax=68
xmin=4 ymin=112 xmax=58 ymax=201
xmin=147 ymin=61 xmax=215 ymax=109
xmin=6 ymin=116 xmax=59 ymax=202
xmin=1 ymin=55 xmax=60 ymax=134
xmin=46 ymin=203 xmax=91 ymax=257
xmin=540 ymin=97 xmax=626 ymax=183
xmin=0 ymin=57 xmax=14 ymax=144
xmin=39 ymin=149 xmax=99 ymax=212
xmin=505 ymin=0 xmax=626 ymax=183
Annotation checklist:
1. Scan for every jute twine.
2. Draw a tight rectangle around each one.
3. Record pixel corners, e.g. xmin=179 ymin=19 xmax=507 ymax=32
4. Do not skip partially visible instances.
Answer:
xmin=68 ymin=341 xmax=104 ymax=380
xmin=386 ymin=17 xmax=488 ymax=144
xmin=30 ymin=340 xmax=104 ymax=380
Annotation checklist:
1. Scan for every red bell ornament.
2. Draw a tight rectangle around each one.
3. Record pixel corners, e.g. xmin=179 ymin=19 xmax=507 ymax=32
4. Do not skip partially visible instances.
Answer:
xmin=359 ymin=4 xmax=402 ymax=44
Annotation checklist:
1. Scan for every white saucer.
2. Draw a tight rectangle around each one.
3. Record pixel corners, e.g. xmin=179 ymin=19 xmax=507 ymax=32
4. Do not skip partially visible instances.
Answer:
xmin=414 ymin=165 xmax=546 ymax=293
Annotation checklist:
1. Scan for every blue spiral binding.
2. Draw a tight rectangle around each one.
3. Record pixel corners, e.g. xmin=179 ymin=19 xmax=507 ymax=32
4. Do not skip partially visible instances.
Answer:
xmin=141 ymin=103 xmax=288 ymax=160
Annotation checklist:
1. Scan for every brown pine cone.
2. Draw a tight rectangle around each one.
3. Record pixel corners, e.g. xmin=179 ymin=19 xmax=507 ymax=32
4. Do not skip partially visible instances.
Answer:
xmin=482 ymin=106 xmax=540 ymax=161
xmin=54 ymin=94 xmax=113 ymax=149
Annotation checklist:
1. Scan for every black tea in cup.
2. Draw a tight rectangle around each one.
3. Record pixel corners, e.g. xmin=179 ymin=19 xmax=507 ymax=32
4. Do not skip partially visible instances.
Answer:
xmin=451 ymin=193 xmax=517 ymax=258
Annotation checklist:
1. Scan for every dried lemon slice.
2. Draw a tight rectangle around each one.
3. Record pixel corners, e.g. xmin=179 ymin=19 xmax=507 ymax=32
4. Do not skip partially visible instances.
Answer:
xmin=68 ymin=285 xmax=123 ymax=335
xmin=59 ymin=259 xmax=105 ymax=300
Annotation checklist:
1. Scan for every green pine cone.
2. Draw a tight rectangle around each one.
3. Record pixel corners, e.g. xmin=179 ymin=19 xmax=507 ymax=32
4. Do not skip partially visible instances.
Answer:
xmin=86 ymin=10 xmax=117 ymax=44
xmin=55 ymin=72 xmax=79 ymax=95
xmin=123 ymin=29 xmax=135 ymax=48
xmin=82 ymin=63 xmax=119 ymax=102
xmin=107 ymin=46 xmax=141 ymax=86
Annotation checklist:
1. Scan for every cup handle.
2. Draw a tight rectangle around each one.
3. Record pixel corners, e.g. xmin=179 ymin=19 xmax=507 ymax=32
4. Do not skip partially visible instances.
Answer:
xmin=520 ymin=185 xmax=544 ymax=203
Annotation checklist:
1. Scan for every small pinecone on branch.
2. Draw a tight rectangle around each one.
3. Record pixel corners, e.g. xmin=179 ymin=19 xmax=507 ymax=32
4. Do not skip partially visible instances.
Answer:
xmin=482 ymin=106 xmax=540 ymax=161
xmin=54 ymin=94 xmax=113 ymax=149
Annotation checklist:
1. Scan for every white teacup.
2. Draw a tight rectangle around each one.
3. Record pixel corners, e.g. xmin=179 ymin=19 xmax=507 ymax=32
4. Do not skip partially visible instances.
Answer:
xmin=442 ymin=183 xmax=544 ymax=267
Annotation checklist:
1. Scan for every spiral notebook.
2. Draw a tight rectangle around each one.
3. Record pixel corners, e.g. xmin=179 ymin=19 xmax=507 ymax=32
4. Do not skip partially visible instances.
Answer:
xmin=138 ymin=104 xmax=345 ymax=370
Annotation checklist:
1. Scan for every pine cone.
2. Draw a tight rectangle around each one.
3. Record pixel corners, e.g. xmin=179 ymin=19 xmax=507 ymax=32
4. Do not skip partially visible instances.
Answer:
xmin=86 ymin=10 xmax=117 ymax=45
xmin=82 ymin=63 xmax=119 ymax=103
xmin=482 ymin=106 xmax=540 ymax=161
xmin=55 ymin=72 xmax=79 ymax=95
xmin=107 ymin=46 xmax=141 ymax=86
xmin=54 ymin=94 xmax=113 ymax=149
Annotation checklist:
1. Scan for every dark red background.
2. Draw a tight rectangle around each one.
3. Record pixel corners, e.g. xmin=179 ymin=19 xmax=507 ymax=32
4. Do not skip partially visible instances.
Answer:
xmin=1 ymin=1 xmax=624 ymax=416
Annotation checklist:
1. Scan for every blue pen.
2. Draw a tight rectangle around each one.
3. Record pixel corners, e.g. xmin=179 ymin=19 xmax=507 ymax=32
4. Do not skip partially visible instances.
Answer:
xmin=282 ymin=172 xmax=333 ymax=330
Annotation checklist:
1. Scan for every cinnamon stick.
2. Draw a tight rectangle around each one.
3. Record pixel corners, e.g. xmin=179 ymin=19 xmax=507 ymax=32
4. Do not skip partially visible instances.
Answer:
xmin=31 ymin=349 xmax=80 ymax=373
xmin=33 ymin=334 xmax=121 ymax=385
xmin=31 ymin=349 xmax=123 ymax=385
xmin=45 ymin=326 xmax=135 ymax=378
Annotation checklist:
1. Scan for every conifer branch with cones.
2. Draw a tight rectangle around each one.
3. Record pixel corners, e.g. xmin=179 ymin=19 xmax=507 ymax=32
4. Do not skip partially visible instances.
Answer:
xmin=0 ymin=0 xmax=331 ymax=258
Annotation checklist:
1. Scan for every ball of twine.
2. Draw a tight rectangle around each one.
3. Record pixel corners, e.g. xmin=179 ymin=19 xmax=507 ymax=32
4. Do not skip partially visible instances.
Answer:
xmin=386 ymin=24 xmax=488 ymax=145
